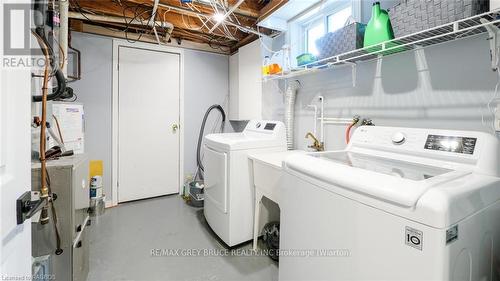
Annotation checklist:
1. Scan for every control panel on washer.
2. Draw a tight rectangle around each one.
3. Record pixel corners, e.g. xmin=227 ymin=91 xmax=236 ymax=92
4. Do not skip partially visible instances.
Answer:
xmin=424 ymin=135 xmax=477 ymax=155
xmin=244 ymin=120 xmax=285 ymax=135
xmin=351 ymin=126 xmax=489 ymax=158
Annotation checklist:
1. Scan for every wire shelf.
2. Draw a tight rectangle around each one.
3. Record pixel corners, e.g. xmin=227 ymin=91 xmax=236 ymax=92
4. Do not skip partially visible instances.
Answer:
xmin=263 ymin=9 xmax=500 ymax=82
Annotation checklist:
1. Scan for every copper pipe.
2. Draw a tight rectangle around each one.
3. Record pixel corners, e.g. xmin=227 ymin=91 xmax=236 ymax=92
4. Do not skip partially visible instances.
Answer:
xmin=32 ymin=30 xmax=50 ymax=224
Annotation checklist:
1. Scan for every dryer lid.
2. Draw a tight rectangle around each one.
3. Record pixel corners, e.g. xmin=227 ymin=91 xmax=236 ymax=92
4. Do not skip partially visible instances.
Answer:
xmin=205 ymin=133 xmax=286 ymax=151
xmin=204 ymin=120 xmax=287 ymax=151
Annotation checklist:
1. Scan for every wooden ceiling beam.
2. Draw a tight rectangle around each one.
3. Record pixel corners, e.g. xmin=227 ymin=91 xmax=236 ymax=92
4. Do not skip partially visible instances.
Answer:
xmin=258 ymin=0 xmax=289 ymax=22
xmin=71 ymin=0 xmax=241 ymax=40
xmin=70 ymin=20 xmax=230 ymax=54
xmin=126 ymin=0 xmax=256 ymax=27
xmin=230 ymin=33 xmax=257 ymax=53
xmin=70 ymin=0 xmax=281 ymax=50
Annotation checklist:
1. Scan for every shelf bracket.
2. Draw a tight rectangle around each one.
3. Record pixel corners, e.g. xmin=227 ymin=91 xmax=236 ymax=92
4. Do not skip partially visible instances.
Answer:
xmin=481 ymin=18 xmax=500 ymax=71
xmin=344 ymin=62 xmax=357 ymax=87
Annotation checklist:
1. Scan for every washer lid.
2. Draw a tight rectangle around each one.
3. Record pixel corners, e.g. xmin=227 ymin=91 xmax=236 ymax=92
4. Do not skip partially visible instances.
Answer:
xmin=284 ymin=152 xmax=469 ymax=208
xmin=205 ymin=133 xmax=286 ymax=151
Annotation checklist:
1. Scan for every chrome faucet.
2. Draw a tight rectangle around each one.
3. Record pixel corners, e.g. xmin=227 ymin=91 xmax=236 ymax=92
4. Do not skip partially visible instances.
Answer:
xmin=305 ymin=132 xmax=324 ymax=151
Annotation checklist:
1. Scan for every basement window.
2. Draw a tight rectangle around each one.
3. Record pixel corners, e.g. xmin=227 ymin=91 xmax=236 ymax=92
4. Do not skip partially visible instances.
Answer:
xmin=305 ymin=19 xmax=325 ymax=56
xmin=327 ymin=6 xmax=352 ymax=33
xmin=300 ymin=1 xmax=354 ymax=56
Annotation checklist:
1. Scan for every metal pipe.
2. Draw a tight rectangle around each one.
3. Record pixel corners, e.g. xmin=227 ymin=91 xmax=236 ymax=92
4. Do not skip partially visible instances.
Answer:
xmin=209 ymin=0 xmax=245 ymax=33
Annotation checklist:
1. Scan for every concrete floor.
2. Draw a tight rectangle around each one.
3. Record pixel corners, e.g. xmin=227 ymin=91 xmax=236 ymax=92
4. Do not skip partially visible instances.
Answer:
xmin=87 ymin=195 xmax=278 ymax=281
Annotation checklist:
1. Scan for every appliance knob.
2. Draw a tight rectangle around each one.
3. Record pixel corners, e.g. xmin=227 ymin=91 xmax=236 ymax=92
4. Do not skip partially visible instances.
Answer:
xmin=392 ymin=132 xmax=406 ymax=145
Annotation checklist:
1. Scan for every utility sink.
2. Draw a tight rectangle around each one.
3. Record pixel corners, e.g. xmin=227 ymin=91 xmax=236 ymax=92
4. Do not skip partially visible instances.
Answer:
xmin=249 ymin=150 xmax=306 ymax=203
xmin=248 ymin=150 xmax=306 ymax=250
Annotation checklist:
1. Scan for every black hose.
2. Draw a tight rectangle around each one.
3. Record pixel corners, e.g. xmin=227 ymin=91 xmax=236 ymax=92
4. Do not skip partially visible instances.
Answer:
xmin=32 ymin=3 xmax=66 ymax=102
xmin=196 ymin=105 xmax=226 ymax=175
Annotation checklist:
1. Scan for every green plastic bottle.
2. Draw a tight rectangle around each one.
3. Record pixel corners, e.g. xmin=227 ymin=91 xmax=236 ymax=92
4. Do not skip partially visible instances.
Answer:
xmin=363 ymin=2 xmax=395 ymax=47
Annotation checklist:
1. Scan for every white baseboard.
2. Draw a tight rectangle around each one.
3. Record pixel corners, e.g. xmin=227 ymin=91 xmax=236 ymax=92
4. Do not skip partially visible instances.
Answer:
xmin=105 ymin=199 xmax=115 ymax=208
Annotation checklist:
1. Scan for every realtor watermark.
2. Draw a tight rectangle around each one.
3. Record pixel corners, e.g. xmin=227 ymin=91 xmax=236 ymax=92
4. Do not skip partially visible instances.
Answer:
xmin=2 ymin=2 xmax=50 ymax=68
xmin=3 ymin=56 xmax=47 ymax=68
xmin=0 ymin=274 xmax=55 ymax=280
xmin=150 ymin=248 xmax=351 ymax=258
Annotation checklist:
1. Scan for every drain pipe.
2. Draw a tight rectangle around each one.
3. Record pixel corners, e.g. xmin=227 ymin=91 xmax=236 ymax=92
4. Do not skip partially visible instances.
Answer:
xmin=284 ymin=80 xmax=301 ymax=150
xmin=59 ymin=0 xmax=69 ymax=77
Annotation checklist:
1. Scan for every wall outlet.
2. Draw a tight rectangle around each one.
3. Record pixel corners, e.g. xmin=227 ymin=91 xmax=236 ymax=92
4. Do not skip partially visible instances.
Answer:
xmin=495 ymin=104 xmax=500 ymax=132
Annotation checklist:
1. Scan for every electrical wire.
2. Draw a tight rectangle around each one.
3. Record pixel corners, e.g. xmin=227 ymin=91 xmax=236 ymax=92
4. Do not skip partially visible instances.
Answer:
xmin=52 ymin=114 xmax=64 ymax=144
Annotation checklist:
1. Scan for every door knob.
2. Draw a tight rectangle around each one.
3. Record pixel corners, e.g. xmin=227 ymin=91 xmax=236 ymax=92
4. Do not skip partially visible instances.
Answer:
xmin=172 ymin=124 xmax=179 ymax=132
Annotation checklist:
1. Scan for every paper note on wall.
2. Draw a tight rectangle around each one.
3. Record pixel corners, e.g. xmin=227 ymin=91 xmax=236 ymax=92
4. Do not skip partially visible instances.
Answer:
xmin=52 ymin=103 xmax=85 ymax=154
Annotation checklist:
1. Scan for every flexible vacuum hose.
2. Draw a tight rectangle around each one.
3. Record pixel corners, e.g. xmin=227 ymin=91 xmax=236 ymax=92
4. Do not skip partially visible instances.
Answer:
xmin=196 ymin=105 xmax=226 ymax=176
xmin=284 ymin=81 xmax=300 ymax=150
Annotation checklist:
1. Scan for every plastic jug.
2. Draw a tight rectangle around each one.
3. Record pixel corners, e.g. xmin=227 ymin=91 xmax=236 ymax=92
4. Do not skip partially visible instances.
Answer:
xmin=363 ymin=2 xmax=394 ymax=47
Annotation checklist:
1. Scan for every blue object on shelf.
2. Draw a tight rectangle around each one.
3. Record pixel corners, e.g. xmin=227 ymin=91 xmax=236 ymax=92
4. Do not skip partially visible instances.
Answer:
xmin=296 ymin=53 xmax=316 ymax=66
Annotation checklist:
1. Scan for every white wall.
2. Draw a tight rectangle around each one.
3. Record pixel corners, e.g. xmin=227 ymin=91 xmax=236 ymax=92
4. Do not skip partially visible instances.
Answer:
xmin=183 ymin=49 xmax=229 ymax=177
xmin=71 ymin=33 xmax=113 ymax=200
xmin=71 ymin=33 xmax=229 ymax=201
xmin=263 ymin=35 xmax=499 ymax=151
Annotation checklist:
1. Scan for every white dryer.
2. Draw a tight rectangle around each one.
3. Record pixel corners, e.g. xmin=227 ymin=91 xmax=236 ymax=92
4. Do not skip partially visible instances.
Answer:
xmin=280 ymin=126 xmax=500 ymax=281
xmin=204 ymin=120 xmax=286 ymax=247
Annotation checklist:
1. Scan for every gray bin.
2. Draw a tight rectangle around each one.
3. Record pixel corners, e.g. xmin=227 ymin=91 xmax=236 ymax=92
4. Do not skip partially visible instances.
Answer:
xmin=316 ymin=22 xmax=366 ymax=61
xmin=189 ymin=181 xmax=204 ymax=208
xmin=389 ymin=0 xmax=489 ymax=38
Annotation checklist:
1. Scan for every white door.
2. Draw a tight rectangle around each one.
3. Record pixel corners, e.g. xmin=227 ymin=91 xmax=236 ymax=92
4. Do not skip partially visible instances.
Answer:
xmin=0 ymin=9 xmax=32 ymax=277
xmin=118 ymin=46 xmax=181 ymax=202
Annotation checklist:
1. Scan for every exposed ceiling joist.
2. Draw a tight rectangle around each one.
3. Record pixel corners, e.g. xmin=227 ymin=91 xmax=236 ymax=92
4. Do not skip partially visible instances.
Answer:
xmin=69 ymin=0 xmax=279 ymax=53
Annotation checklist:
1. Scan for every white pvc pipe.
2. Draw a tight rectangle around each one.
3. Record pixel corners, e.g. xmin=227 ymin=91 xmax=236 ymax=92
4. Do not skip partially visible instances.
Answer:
xmin=320 ymin=117 xmax=353 ymax=122
xmin=318 ymin=96 xmax=324 ymax=143
xmin=307 ymin=105 xmax=317 ymax=136
xmin=59 ymin=0 xmax=69 ymax=77
xmin=323 ymin=121 xmax=352 ymax=125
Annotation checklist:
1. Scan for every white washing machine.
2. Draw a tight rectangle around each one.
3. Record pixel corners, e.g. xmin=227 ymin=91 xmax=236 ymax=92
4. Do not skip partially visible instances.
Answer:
xmin=204 ymin=120 xmax=286 ymax=247
xmin=280 ymin=126 xmax=500 ymax=281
